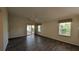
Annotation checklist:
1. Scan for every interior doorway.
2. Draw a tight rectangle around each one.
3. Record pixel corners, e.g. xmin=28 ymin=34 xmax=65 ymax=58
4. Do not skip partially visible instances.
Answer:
xmin=27 ymin=25 xmax=35 ymax=36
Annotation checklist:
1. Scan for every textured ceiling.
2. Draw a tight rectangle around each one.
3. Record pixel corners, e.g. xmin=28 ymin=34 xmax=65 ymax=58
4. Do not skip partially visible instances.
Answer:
xmin=8 ymin=7 xmax=79 ymax=23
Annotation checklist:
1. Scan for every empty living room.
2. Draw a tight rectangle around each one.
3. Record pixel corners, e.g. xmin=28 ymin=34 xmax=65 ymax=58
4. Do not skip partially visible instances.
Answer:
xmin=1 ymin=0 xmax=79 ymax=59
xmin=0 ymin=7 xmax=79 ymax=51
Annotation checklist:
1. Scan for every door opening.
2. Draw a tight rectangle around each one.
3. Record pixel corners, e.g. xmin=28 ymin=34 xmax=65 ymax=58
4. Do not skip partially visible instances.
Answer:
xmin=27 ymin=25 xmax=35 ymax=36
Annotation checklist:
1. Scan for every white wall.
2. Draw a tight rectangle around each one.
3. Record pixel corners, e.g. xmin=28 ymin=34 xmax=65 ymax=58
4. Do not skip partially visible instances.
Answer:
xmin=0 ymin=9 xmax=3 ymax=50
xmin=38 ymin=16 xmax=79 ymax=46
xmin=9 ymin=15 xmax=35 ymax=38
xmin=0 ymin=8 xmax=8 ymax=51
xmin=3 ymin=14 xmax=8 ymax=50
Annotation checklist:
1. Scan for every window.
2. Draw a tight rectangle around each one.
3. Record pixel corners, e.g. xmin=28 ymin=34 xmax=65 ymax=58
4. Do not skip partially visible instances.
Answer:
xmin=38 ymin=25 xmax=41 ymax=32
xmin=58 ymin=19 xmax=72 ymax=36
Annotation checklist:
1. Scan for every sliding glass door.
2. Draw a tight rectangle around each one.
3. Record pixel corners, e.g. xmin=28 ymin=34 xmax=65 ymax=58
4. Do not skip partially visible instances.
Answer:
xmin=27 ymin=25 xmax=35 ymax=35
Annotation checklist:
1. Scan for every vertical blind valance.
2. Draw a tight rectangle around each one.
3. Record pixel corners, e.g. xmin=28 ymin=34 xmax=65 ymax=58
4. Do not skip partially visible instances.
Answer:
xmin=58 ymin=18 xmax=72 ymax=23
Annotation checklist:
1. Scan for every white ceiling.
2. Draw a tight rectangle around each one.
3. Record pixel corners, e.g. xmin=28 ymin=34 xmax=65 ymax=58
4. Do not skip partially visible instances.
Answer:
xmin=8 ymin=7 xmax=79 ymax=23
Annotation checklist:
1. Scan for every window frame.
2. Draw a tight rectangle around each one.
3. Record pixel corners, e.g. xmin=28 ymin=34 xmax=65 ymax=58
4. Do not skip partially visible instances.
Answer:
xmin=37 ymin=25 xmax=41 ymax=32
xmin=58 ymin=19 xmax=72 ymax=37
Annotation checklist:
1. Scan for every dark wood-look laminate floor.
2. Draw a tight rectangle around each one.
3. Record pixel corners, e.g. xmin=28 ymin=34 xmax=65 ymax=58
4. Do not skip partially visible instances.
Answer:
xmin=6 ymin=34 xmax=79 ymax=51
